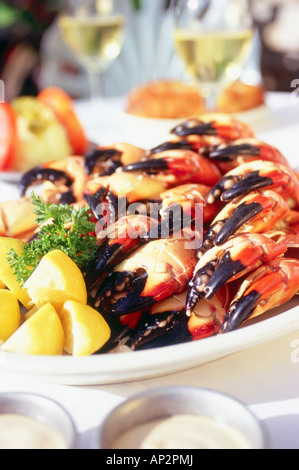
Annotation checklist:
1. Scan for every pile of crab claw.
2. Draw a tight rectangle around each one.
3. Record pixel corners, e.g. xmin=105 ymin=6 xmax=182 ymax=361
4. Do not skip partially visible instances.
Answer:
xmin=19 ymin=113 xmax=299 ymax=353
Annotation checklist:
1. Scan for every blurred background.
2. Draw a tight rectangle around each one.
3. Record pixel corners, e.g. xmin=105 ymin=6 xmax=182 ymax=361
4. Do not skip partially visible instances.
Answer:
xmin=0 ymin=0 xmax=298 ymax=101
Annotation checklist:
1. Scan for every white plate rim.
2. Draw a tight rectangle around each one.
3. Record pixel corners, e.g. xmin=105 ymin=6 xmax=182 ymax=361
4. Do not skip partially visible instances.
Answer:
xmin=0 ymin=298 xmax=298 ymax=385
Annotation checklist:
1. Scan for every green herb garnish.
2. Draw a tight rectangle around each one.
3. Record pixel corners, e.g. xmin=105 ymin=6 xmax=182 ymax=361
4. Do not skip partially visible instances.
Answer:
xmin=8 ymin=194 xmax=97 ymax=285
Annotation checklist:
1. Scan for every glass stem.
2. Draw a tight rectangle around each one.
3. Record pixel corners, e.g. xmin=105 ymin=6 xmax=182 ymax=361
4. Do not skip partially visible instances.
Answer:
xmin=202 ymin=87 xmax=219 ymax=112
xmin=88 ymin=70 xmax=101 ymax=100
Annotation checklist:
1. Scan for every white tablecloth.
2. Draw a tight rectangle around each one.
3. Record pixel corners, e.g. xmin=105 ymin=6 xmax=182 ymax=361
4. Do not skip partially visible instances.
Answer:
xmin=1 ymin=93 xmax=299 ymax=450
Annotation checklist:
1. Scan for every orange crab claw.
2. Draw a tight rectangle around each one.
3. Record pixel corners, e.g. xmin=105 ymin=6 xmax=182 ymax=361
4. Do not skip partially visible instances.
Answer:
xmin=170 ymin=114 xmax=254 ymax=141
xmin=122 ymin=149 xmax=222 ymax=187
xmin=200 ymin=190 xmax=290 ymax=256
xmin=160 ymin=184 xmax=219 ymax=225
xmin=85 ymin=215 xmax=157 ymax=290
xmin=186 ymin=233 xmax=288 ymax=316
xmin=19 ymin=156 xmax=88 ymax=204
xmin=207 ymin=161 xmax=299 ymax=209
xmin=84 ymin=143 xmax=146 ymax=177
xmin=203 ymin=138 xmax=289 ymax=168
xmin=188 ymin=285 xmax=231 ymax=340
xmin=86 ymin=185 xmax=215 ymax=290
xmin=84 ymin=171 xmax=168 ymax=221
xmin=219 ymin=258 xmax=299 ymax=334
xmin=126 ymin=286 xmax=230 ymax=350
xmin=94 ymin=238 xmax=198 ymax=316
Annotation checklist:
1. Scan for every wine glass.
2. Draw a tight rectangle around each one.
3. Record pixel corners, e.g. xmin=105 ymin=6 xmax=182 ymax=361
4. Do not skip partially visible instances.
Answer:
xmin=58 ymin=0 xmax=127 ymax=99
xmin=172 ymin=0 xmax=254 ymax=111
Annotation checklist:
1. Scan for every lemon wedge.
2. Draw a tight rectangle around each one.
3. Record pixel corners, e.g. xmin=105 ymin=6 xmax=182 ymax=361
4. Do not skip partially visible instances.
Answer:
xmin=0 ymin=290 xmax=21 ymax=342
xmin=0 ymin=237 xmax=31 ymax=309
xmin=2 ymin=303 xmax=64 ymax=355
xmin=24 ymin=250 xmax=87 ymax=313
xmin=61 ymin=300 xmax=111 ymax=356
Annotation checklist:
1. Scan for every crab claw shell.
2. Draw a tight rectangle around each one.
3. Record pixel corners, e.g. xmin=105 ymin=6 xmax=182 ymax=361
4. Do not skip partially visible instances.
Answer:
xmin=219 ymin=258 xmax=299 ymax=334
xmin=207 ymin=161 xmax=299 ymax=208
xmin=19 ymin=167 xmax=73 ymax=197
xmin=95 ymin=239 xmax=198 ymax=316
xmin=84 ymin=148 xmax=123 ymax=176
xmin=86 ymin=215 xmax=157 ymax=289
xmin=170 ymin=114 xmax=254 ymax=141
xmin=122 ymin=149 xmax=221 ymax=187
xmin=149 ymin=140 xmax=196 ymax=155
xmin=186 ymin=233 xmax=288 ymax=316
xmin=205 ymin=141 xmax=262 ymax=162
xmin=204 ymin=139 xmax=289 ymax=166
xmin=199 ymin=190 xmax=291 ymax=256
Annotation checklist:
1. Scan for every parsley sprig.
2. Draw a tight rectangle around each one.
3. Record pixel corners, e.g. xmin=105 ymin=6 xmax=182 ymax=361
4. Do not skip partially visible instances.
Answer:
xmin=8 ymin=194 xmax=97 ymax=285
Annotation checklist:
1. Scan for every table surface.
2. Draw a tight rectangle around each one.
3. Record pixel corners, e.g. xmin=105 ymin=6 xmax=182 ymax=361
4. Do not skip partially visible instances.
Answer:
xmin=1 ymin=92 xmax=299 ymax=450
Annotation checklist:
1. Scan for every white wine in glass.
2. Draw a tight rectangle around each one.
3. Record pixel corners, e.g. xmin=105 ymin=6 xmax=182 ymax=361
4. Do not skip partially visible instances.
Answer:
xmin=173 ymin=0 xmax=254 ymax=111
xmin=59 ymin=0 xmax=126 ymax=98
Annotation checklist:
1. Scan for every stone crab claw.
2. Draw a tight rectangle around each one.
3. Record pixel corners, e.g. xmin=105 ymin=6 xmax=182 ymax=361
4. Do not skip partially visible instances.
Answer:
xmin=86 ymin=184 xmax=215 ymax=290
xmin=19 ymin=156 xmax=88 ymax=204
xmin=84 ymin=143 xmax=145 ymax=177
xmin=207 ymin=161 xmax=299 ymax=209
xmin=120 ymin=286 xmax=230 ymax=351
xmin=85 ymin=215 xmax=157 ymax=289
xmin=84 ymin=171 xmax=167 ymax=221
xmin=186 ymin=233 xmax=288 ymax=316
xmin=122 ymin=149 xmax=222 ymax=187
xmin=219 ymin=258 xmax=299 ymax=334
xmin=203 ymin=138 xmax=289 ymax=167
xmin=199 ymin=190 xmax=292 ymax=256
xmin=127 ymin=294 xmax=190 ymax=351
xmin=148 ymin=133 xmax=224 ymax=156
xmin=93 ymin=238 xmax=198 ymax=316
xmin=19 ymin=167 xmax=72 ymax=198
xmin=170 ymin=114 xmax=254 ymax=141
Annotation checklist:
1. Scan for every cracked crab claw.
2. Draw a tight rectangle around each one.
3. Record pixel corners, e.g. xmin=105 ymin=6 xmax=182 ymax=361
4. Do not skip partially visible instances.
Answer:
xmin=207 ymin=161 xmax=299 ymax=209
xmin=93 ymin=238 xmax=197 ymax=316
xmin=122 ymin=149 xmax=222 ymax=187
xmin=170 ymin=114 xmax=254 ymax=141
xmin=203 ymin=138 xmax=289 ymax=167
xmin=186 ymin=233 xmax=287 ymax=316
xmin=219 ymin=258 xmax=299 ymax=334
xmin=199 ymin=190 xmax=291 ymax=256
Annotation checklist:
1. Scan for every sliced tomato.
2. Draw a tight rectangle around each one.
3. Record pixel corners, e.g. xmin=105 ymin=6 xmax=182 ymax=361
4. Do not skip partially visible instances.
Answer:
xmin=38 ymin=87 xmax=88 ymax=156
xmin=0 ymin=102 xmax=17 ymax=171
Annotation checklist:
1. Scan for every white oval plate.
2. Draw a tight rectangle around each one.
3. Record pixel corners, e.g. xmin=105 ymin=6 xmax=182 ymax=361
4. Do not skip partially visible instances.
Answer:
xmin=0 ymin=298 xmax=298 ymax=385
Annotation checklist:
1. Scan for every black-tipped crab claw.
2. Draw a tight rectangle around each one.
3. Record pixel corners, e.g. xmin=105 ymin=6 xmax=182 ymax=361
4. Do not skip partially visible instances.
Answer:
xmin=149 ymin=140 xmax=197 ymax=155
xmin=92 ymin=238 xmax=197 ymax=316
xmin=207 ymin=160 xmax=299 ymax=208
xmin=219 ymin=258 xmax=299 ymax=334
xmin=170 ymin=114 xmax=254 ymax=141
xmin=202 ymin=138 xmax=289 ymax=167
xmin=85 ymin=184 xmax=217 ymax=290
xmin=84 ymin=143 xmax=145 ymax=177
xmin=19 ymin=167 xmax=73 ymax=198
xmin=186 ymin=233 xmax=288 ymax=316
xmin=199 ymin=190 xmax=290 ymax=256
xmin=19 ymin=156 xmax=88 ymax=204
xmin=127 ymin=294 xmax=190 ymax=351
xmin=85 ymin=215 xmax=157 ymax=289
xmin=83 ymin=170 xmax=167 ymax=221
xmin=122 ymin=149 xmax=221 ymax=187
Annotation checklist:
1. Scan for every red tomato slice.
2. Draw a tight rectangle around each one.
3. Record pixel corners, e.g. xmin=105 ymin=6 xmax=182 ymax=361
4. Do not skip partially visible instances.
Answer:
xmin=0 ymin=102 xmax=17 ymax=171
xmin=38 ymin=87 xmax=88 ymax=156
